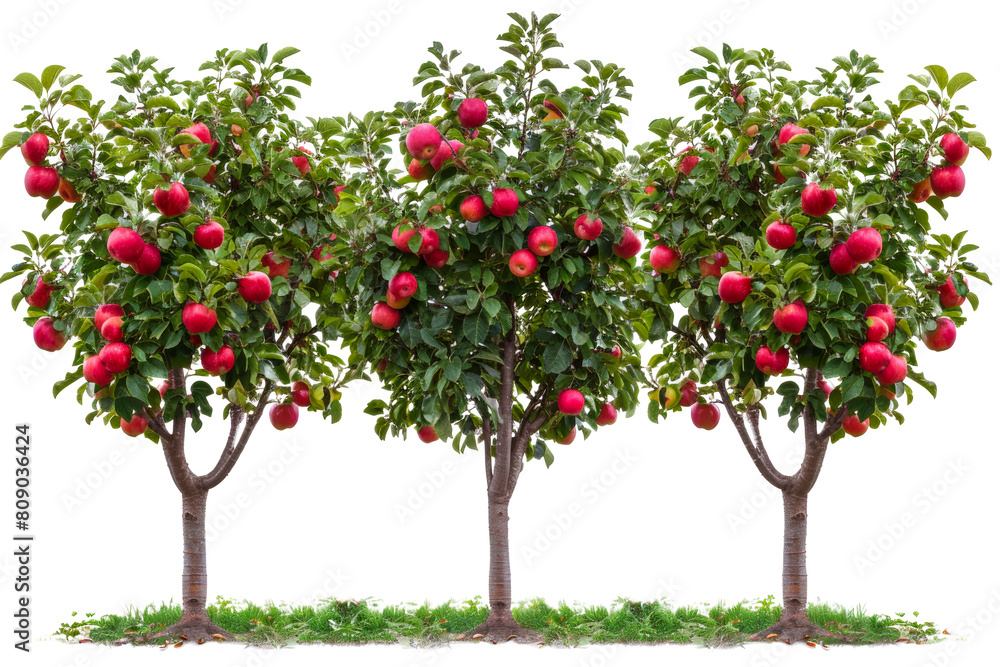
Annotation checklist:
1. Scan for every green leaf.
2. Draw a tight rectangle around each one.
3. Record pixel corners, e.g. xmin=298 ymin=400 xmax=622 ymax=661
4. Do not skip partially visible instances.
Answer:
xmin=690 ymin=47 xmax=719 ymax=65
xmin=53 ymin=369 xmax=83 ymax=398
xmin=40 ymin=65 xmax=66 ymax=91
xmin=13 ymin=72 xmax=43 ymax=98
xmin=0 ymin=131 xmax=22 ymax=160
xmin=924 ymin=65 xmax=949 ymax=90
xmin=463 ymin=310 xmax=491 ymax=345
xmin=810 ymin=95 xmax=845 ymax=111
xmin=271 ymin=47 xmax=300 ymax=64
xmin=946 ymin=72 xmax=976 ymax=98
xmin=543 ymin=340 xmax=572 ymax=375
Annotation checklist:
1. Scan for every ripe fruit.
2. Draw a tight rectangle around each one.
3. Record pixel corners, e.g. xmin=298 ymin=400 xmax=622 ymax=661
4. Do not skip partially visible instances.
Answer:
xmin=613 ymin=226 xmax=642 ymax=259
xmin=937 ymin=275 xmax=968 ymax=308
xmin=429 ymin=139 xmax=463 ymax=171
xmin=930 ymin=165 xmax=965 ymax=198
xmin=644 ymin=185 xmax=657 ymax=195
xmin=407 ymin=158 xmax=434 ymax=181
xmin=650 ymin=245 xmax=682 ymax=273
xmin=698 ymin=252 xmax=729 ymax=278
xmin=558 ymin=388 xmax=586 ymax=416
xmin=846 ymin=228 xmax=883 ymax=264
xmin=865 ymin=316 xmax=888 ymax=342
xmin=417 ymin=228 xmax=440 ymax=255
xmin=574 ymin=214 xmax=603 ymax=240
xmin=460 ymin=195 xmax=489 ymax=222
xmin=801 ymin=183 xmax=837 ymax=216
xmin=677 ymin=147 xmax=700 ymax=175
xmin=101 ymin=316 xmax=124 ymax=342
xmin=95 ymin=304 xmax=124 ymax=332
xmin=194 ymin=220 xmax=225 ymax=249
xmin=596 ymin=402 xmax=618 ymax=426
xmin=829 ymin=243 xmax=859 ymax=275
xmin=939 ymin=133 xmax=969 ymax=166
xmin=922 ymin=317 xmax=957 ymax=351
xmin=691 ymin=403 xmax=721 ymax=430
xmin=392 ymin=224 xmax=419 ymax=252
xmin=610 ymin=345 xmax=622 ymax=358
xmin=130 ymin=244 xmax=161 ymax=275
xmin=386 ymin=290 xmax=411 ymax=310
xmin=679 ymin=380 xmax=699 ymax=407
xmin=423 ymin=249 xmax=450 ymax=269
xmin=490 ymin=188 xmax=519 ymax=217
xmin=765 ymin=221 xmax=796 ymax=250
xmin=819 ymin=380 xmax=833 ymax=399
xmin=32 ymin=317 xmax=66 ymax=352
xmin=99 ymin=342 xmax=132 ymax=374
xmin=20 ymin=133 xmax=49 ymax=165
xmin=388 ymin=272 xmax=418 ymax=300
xmin=269 ymin=403 xmax=299 ymax=430
xmin=876 ymin=354 xmax=908 ymax=385
xmin=153 ymin=182 xmax=191 ymax=217
xmin=859 ymin=341 xmax=891 ymax=374
xmin=121 ymin=414 xmax=148 ymax=437
xmin=58 ymin=178 xmax=82 ymax=203
xmin=457 ymin=98 xmax=488 ymax=128
xmin=777 ymin=122 xmax=810 ymax=156
xmin=908 ymin=177 xmax=932 ymax=203
xmin=201 ymin=345 xmax=235 ymax=376
xmin=371 ymin=302 xmax=401 ymax=330
xmin=718 ymin=271 xmax=752 ymax=303
xmin=528 ymin=226 xmax=558 ymax=256
xmin=238 ymin=271 xmax=272 ymax=303
xmin=25 ymin=276 xmax=54 ymax=308
xmin=83 ymin=356 xmax=114 ymax=386
xmin=261 ymin=251 xmax=292 ymax=278
xmin=291 ymin=146 xmax=312 ymax=176
xmin=755 ymin=345 xmax=790 ymax=375
xmin=405 ymin=123 xmax=441 ymax=160
xmin=773 ymin=300 xmax=808 ymax=334
xmin=417 ymin=426 xmax=439 ymax=443
xmin=24 ymin=166 xmax=59 ymax=198
xmin=773 ymin=162 xmax=789 ymax=184
xmin=865 ymin=304 xmax=896 ymax=335
xmin=842 ymin=415 xmax=869 ymax=437
xmin=182 ymin=303 xmax=218 ymax=334
xmin=178 ymin=122 xmax=211 ymax=157
xmin=509 ymin=249 xmax=538 ymax=277
xmin=291 ymin=381 xmax=311 ymax=407
xmin=107 ymin=227 xmax=145 ymax=263
xmin=556 ymin=428 xmax=577 ymax=445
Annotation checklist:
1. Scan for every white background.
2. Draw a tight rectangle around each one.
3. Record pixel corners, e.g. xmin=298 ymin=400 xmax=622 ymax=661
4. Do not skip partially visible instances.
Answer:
xmin=2 ymin=1 xmax=999 ymax=666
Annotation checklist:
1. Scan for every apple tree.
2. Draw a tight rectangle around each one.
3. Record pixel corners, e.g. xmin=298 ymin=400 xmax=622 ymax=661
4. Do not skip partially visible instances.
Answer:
xmin=634 ymin=47 xmax=990 ymax=642
xmin=0 ymin=45 xmax=356 ymax=640
xmin=336 ymin=13 xmax=644 ymax=639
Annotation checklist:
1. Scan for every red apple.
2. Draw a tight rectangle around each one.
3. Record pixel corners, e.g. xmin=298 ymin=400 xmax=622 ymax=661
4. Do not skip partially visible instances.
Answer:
xmin=457 ymin=98 xmax=488 ymax=128
xmin=178 ymin=122 xmax=211 ymax=157
xmin=83 ymin=355 xmax=114 ymax=386
xmin=939 ymin=133 xmax=969 ymax=166
xmin=907 ymin=177 xmax=932 ymax=203
xmin=613 ymin=226 xmax=642 ymax=259
xmin=691 ymin=403 xmax=721 ymax=430
xmin=490 ymin=188 xmax=519 ymax=217
xmin=58 ymin=178 xmax=82 ymax=203
xmin=460 ymin=195 xmax=489 ymax=222
xmin=405 ymin=123 xmax=441 ymax=160
xmin=201 ymin=164 xmax=218 ymax=185
xmin=773 ymin=300 xmax=808 ymax=334
xmin=429 ymin=139 xmax=463 ymax=171
xmin=407 ymin=158 xmax=434 ymax=181
xmin=937 ymin=275 xmax=968 ymax=308
xmin=846 ymin=227 xmax=883 ymax=263
xmin=291 ymin=381 xmax=311 ymax=407
xmin=930 ymin=165 xmax=965 ymax=198
xmin=842 ymin=415 xmax=869 ymax=437
xmin=556 ymin=427 xmax=577 ymax=445
xmin=238 ymin=271 xmax=272 ymax=303
xmin=509 ymin=249 xmax=538 ymax=277
xmin=32 ymin=317 xmax=66 ymax=351
xmin=698 ymin=252 xmax=729 ymax=278
xmin=194 ymin=220 xmax=225 ymax=250
xmin=388 ymin=272 xmax=418 ymax=299
xmin=865 ymin=316 xmax=888 ymax=342
xmin=130 ymin=244 xmax=162 ymax=275
xmin=261 ymin=251 xmax=292 ymax=278
xmin=650 ymin=245 xmax=682 ymax=273
xmin=718 ymin=271 xmax=752 ymax=303
xmin=20 ymin=133 xmax=49 ymax=166
xmin=182 ymin=303 xmax=218 ymax=334
xmin=610 ymin=345 xmax=622 ymax=358
xmin=417 ymin=228 xmax=440 ymax=255
xmin=922 ymin=316 xmax=957 ymax=351
xmin=424 ymin=249 xmax=450 ymax=269
xmin=528 ymin=226 xmax=558 ymax=256
xmin=24 ymin=276 xmax=54 ymax=308
xmin=558 ymin=388 xmax=585 ymax=415
xmin=773 ymin=162 xmax=789 ymax=184
xmin=201 ymin=345 xmax=235 ymax=376
xmin=755 ymin=345 xmax=790 ymax=375
xmin=392 ymin=223 xmax=419 ymax=252
xmin=386 ymin=289 xmax=411 ymax=310
xmin=574 ymin=214 xmax=603 ymax=240
xmin=777 ymin=122 xmax=811 ymax=156
xmin=417 ymin=425 xmax=439 ymax=443
xmin=679 ymin=380 xmax=699 ymax=407
xmin=99 ymin=342 xmax=131 ymax=374
xmin=829 ymin=243 xmax=859 ymax=275
xmin=153 ymin=182 xmax=191 ymax=217
xmin=819 ymin=380 xmax=833 ymax=399
xmin=596 ymin=402 xmax=618 ymax=426
xmin=24 ymin=166 xmax=60 ymax=198
xmin=269 ymin=403 xmax=299 ymax=430
xmin=765 ymin=221 xmax=796 ymax=250
xmin=801 ymin=183 xmax=837 ymax=216
xmin=101 ymin=316 xmax=124 ymax=342
xmin=876 ymin=354 xmax=908 ymax=385
xmin=864 ymin=304 xmax=896 ymax=335
xmin=120 ymin=414 xmax=148 ymax=437
xmin=859 ymin=341 xmax=891 ymax=374
xmin=107 ymin=227 xmax=145 ymax=263
xmin=95 ymin=304 xmax=124 ymax=332
xmin=291 ymin=146 xmax=311 ymax=176
xmin=371 ymin=302 xmax=401 ymax=330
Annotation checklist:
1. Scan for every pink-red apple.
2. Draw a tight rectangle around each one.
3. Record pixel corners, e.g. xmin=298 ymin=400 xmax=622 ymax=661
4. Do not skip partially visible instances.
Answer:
xmin=99 ymin=342 xmax=131 ymax=374
xmin=269 ymin=403 xmax=299 ymax=430
xmin=261 ymin=251 xmax=291 ymax=278
xmin=238 ymin=271 xmax=272 ymax=303
xmin=650 ymin=245 xmax=682 ymax=273
xmin=939 ymin=133 xmax=969 ymax=166
xmin=528 ymin=226 xmax=558 ymax=256
xmin=755 ymin=345 xmax=790 ymax=375
xmin=558 ymin=388 xmax=585 ymax=415
xmin=153 ymin=182 xmax=191 ymax=217
xmin=20 ymin=133 xmax=49 ymax=166
xmin=405 ymin=123 xmax=441 ymax=160
xmin=107 ymin=227 xmax=145 ymax=263
xmin=201 ymin=345 xmax=235 ymax=375
xmin=417 ymin=425 xmax=439 ymax=443
xmin=490 ymin=188 xmax=519 ymax=217
xmin=801 ymin=183 xmax=837 ymax=216
xmin=509 ymin=249 xmax=538 ymax=277
xmin=596 ymin=402 xmax=618 ymax=426
xmin=194 ymin=220 xmax=225 ymax=250
xmin=930 ymin=165 xmax=965 ymax=198
xmin=859 ymin=341 xmax=891 ymax=374
xmin=388 ymin=272 xmax=418 ymax=299
xmin=32 ymin=317 xmax=66 ymax=351
xmin=457 ymin=98 xmax=488 ymax=128
xmin=291 ymin=381 xmax=311 ymax=407
xmin=182 ymin=302 xmax=217 ymax=334
xmin=460 ymin=195 xmax=489 ymax=222
xmin=765 ymin=221 xmax=796 ymax=250
xmin=922 ymin=317 xmax=957 ymax=351
xmin=691 ymin=403 xmax=721 ymax=430
xmin=718 ymin=271 xmax=752 ymax=303
xmin=846 ymin=227 xmax=883 ymax=263
xmin=574 ymin=214 xmax=603 ymax=240
xmin=773 ymin=300 xmax=808 ymax=334
xmin=613 ymin=226 xmax=642 ymax=259
xmin=371 ymin=302 xmax=401 ymax=330
xmin=24 ymin=166 xmax=59 ymax=198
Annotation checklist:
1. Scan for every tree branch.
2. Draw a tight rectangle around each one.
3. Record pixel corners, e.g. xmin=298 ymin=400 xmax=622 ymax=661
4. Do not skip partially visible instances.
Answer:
xmin=715 ymin=379 xmax=790 ymax=489
xmin=161 ymin=367 xmax=196 ymax=494
xmin=201 ymin=381 xmax=274 ymax=490
xmin=487 ymin=319 xmax=517 ymax=498
xmin=505 ymin=410 xmax=550 ymax=499
xmin=818 ymin=405 xmax=848 ymax=441
xmin=142 ymin=407 xmax=171 ymax=441
xmin=746 ymin=404 xmax=785 ymax=484
xmin=481 ymin=413 xmax=493 ymax=489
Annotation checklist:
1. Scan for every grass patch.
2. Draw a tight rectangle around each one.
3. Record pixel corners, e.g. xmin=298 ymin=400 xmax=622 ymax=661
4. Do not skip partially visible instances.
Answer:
xmin=64 ymin=595 xmax=943 ymax=647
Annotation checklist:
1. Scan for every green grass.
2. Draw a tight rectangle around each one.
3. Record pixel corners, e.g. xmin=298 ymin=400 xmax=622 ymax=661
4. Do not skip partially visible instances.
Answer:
xmin=63 ymin=596 xmax=943 ymax=647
